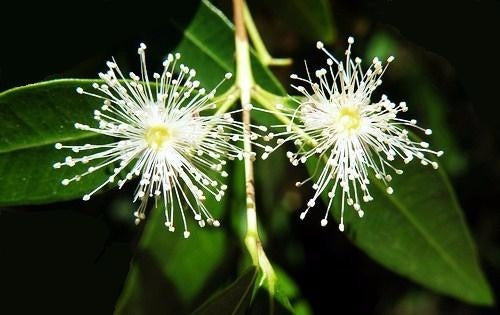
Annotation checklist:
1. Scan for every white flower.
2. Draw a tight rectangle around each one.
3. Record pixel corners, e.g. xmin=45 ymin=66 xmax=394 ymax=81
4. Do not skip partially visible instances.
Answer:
xmin=264 ymin=37 xmax=443 ymax=231
xmin=54 ymin=43 xmax=256 ymax=238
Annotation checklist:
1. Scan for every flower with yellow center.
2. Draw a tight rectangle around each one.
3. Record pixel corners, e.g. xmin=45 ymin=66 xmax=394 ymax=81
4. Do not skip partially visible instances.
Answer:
xmin=53 ymin=43 xmax=259 ymax=238
xmin=263 ymin=37 xmax=443 ymax=231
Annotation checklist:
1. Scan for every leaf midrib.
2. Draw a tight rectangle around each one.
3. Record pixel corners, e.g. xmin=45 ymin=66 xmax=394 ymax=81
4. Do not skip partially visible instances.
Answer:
xmin=0 ymin=132 xmax=98 ymax=154
xmin=317 ymin=153 xmax=481 ymax=294
xmin=176 ymin=0 xmax=286 ymax=96
xmin=0 ymin=79 xmax=101 ymax=154
xmin=369 ymin=172 xmax=480 ymax=292
xmin=172 ymin=0 xmax=234 ymax=74
xmin=180 ymin=28 xmax=233 ymax=72
xmin=0 ymin=78 xmax=96 ymax=97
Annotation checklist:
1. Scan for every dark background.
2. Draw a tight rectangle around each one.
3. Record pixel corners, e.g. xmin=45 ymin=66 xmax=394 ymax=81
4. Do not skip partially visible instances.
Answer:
xmin=0 ymin=0 xmax=499 ymax=314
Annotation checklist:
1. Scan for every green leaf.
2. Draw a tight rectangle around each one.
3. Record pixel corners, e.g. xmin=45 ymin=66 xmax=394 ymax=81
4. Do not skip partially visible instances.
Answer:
xmin=115 ymin=202 xmax=228 ymax=314
xmin=258 ymin=0 xmax=336 ymax=43
xmin=174 ymin=0 xmax=285 ymax=96
xmin=304 ymin=154 xmax=494 ymax=305
xmin=0 ymin=80 xmax=113 ymax=205
xmin=191 ymin=267 xmax=258 ymax=315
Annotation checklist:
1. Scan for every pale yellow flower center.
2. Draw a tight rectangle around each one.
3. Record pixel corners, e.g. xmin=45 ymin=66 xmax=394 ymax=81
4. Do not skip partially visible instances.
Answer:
xmin=145 ymin=124 xmax=172 ymax=151
xmin=337 ymin=106 xmax=361 ymax=134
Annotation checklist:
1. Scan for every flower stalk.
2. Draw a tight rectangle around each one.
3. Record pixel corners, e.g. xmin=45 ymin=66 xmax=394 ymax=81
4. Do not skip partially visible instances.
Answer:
xmin=233 ymin=0 xmax=276 ymax=292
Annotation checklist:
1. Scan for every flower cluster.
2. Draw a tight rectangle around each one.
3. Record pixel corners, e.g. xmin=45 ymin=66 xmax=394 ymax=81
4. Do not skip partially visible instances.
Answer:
xmin=55 ymin=37 xmax=442 ymax=236
xmin=263 ymin=37 xmax=442 ymax=231
xmin=54 ymin=43 xmax=262 ymax=238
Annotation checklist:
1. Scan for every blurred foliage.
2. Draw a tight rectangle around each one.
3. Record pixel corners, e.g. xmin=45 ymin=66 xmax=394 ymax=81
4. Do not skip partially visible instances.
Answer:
xmin=115 ymin=199 xmax=228 ymax=314
xmin=192 ymin=267 xmax=258 ymax=315
xmin=250 ymin=0 xmax=336 ymax=44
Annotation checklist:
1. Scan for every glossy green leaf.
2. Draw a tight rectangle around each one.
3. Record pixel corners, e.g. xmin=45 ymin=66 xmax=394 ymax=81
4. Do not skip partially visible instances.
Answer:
xmin=115 ymin=201 xmax=228 ymax=314
xmin=304 ymin=154 xmax=493 ymax=305
xmin=174 ymin=0 xmax=285 ymax=95
xmin=191 ymin=267 xmax=258 ymax=315
xmin=0 ymin=80 xmax=112 ymax=205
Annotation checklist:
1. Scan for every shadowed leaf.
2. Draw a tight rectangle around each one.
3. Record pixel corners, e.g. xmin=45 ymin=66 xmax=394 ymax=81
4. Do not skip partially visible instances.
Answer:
xmin=191 ymin=267 xmax=258 ymax=315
